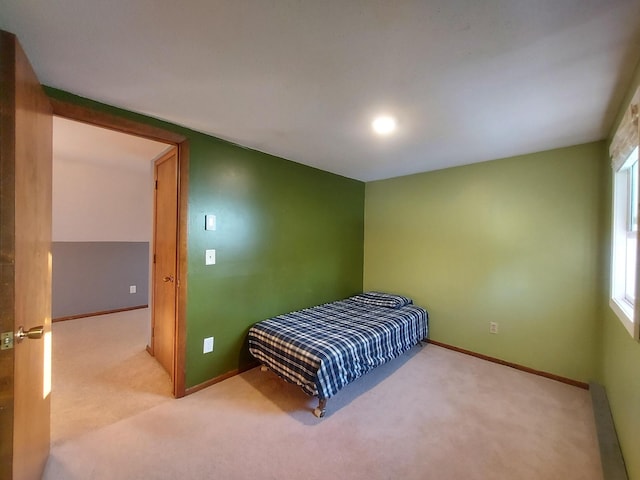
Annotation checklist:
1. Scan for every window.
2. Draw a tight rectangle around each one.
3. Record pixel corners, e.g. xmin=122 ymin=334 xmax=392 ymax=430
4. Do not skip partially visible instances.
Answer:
xmin=610 ymin=88 xmax=640 ymax=340
xmin=611 ymin=147 xmax=638 ymax=323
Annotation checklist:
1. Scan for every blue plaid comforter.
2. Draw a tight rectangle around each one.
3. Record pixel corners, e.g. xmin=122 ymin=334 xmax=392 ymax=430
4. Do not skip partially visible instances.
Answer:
xmin=248 ymin=297 xmax=428 ymax=400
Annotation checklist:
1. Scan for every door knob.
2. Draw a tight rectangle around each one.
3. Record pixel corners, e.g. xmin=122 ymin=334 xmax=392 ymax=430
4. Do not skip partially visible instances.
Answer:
xmin=15 ymin=325 xmax=44 ymax=342
xmin=163 ymin=275 xmax=175 ymax=283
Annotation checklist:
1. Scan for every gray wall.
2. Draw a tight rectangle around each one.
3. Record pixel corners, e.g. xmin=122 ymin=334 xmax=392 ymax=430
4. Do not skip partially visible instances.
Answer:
xmin=52 ymin=242 xmax=149 ymax=319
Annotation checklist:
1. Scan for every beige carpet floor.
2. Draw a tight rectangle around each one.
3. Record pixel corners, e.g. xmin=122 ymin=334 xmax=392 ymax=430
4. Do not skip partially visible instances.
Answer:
xmin=45 ymin=323 xmax=603 ymax=480
xmin=50 ymin=308 xmax=173 ymax=445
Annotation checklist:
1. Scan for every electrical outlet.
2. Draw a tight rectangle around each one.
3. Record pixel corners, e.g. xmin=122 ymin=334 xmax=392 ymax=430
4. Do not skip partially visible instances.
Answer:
xmin=129 ymin=285 xmax=136 ymax=294
xmin=205 ymin=249 xmax=216 ymax=265
xmin=203 ymin=336 xmax=214 ymax=354
xmin=489 ymin=322 xmax=498 ymax=334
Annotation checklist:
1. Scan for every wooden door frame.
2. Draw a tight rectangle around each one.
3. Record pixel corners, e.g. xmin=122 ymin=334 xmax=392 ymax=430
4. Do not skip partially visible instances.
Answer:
xmin=49 ymin=98 xmax=189 ymax=398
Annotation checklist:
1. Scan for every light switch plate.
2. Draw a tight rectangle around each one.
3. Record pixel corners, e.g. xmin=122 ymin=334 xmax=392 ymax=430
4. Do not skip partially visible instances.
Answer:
xmin=205 ymin=214 xmax=216 ymax=231
xmin=203 ymin=336 xmax=214 ymax=354
xmin=205 ymin=249 xmax=216 ymax=265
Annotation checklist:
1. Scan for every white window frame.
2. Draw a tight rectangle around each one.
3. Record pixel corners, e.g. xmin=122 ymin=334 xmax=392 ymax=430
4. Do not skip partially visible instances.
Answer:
xmin=611 ymin=147 xmax=638 ymax=331
xmin=610 ymin=88 xmax=640 ymax=341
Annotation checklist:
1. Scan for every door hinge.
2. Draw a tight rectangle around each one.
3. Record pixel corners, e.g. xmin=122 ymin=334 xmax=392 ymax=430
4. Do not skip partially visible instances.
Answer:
xmin=155 ymin=180 xmax=158 ymax=190
xmin=153 ymin=254 xmax=156 ymax=264
xmin=1 ymin=331 xmax=14 ymax=350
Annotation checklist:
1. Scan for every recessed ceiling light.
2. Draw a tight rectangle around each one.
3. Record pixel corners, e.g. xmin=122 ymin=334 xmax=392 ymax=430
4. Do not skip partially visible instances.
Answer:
xmin=372 ymin=115 xmax=397 ymax=136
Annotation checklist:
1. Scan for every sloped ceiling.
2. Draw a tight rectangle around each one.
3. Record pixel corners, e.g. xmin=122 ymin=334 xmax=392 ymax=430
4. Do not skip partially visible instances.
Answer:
xmin=2 ymin=0 xmax=640 ymax=181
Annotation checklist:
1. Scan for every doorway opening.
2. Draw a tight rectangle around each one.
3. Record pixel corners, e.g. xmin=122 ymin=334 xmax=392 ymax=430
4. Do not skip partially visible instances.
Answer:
xmin=50 ymin=115 xmax=180 ymax=444
xmin=49 ymin=97 xmax=189 ymax=396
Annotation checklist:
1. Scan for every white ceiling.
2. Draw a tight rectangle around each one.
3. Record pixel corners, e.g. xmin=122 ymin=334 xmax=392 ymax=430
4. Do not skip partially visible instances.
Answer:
xmin=2 ymin=1 xmax=640 ymax=181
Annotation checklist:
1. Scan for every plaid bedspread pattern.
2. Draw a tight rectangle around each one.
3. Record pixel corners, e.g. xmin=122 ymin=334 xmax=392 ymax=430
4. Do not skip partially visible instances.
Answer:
xmin=248 ymin=299 xmax=428 ymax=400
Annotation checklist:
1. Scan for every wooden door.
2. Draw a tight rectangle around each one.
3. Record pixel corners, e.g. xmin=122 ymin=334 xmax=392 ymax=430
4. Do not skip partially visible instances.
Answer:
xmin=151 ymin=149 xmax=178 ymax=380
xmin=0 ymin=30 xmax=53 ymax=480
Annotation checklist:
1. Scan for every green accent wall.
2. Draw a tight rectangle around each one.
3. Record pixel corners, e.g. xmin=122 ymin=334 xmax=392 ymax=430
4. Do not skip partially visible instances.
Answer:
xmin=364 ymin=142 xmax=604 ymax=383
xmin=600 ymin=58 xmax=640 ymax=480
xmin=45 ymin=87 xmax=365 ymax=389
xmin=185 ymin=136 xmax=364 ymax=387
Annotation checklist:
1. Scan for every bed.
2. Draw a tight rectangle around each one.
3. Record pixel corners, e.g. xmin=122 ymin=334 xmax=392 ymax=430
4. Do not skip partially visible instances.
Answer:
xmin=248 ymin=291 xmax=428 ymax=417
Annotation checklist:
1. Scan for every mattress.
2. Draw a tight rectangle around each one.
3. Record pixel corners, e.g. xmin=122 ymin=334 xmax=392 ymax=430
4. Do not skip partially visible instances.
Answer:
xmin=248 ymin=293 xmax=428 ymax=400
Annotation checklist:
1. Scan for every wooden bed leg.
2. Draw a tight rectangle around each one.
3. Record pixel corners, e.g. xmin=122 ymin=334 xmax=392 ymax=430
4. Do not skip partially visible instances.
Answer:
xmin=313 ymin=398 xmax=327 ymax=418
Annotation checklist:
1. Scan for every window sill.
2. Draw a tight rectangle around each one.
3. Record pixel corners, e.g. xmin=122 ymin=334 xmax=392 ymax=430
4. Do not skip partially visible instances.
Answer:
xmin=609 ymin=298 xmax=639 ymax=340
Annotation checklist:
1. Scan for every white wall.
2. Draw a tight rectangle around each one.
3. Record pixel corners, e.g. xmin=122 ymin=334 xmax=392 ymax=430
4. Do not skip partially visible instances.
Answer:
xmin=52 ymin=116 xmax=170 ymax=242
xmin=52 ymin=156 xmax=153 ymax=242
